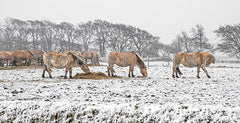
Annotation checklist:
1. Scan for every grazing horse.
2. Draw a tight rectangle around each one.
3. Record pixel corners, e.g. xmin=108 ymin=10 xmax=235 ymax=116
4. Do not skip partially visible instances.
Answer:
xmin=10 ymin=50 xmax=36 ymax=66
xmin=172 ymin=52 xmax=215 ymax=78
xmin=0 ymin=51 xmax=12 ymax=67
xmin=107 ymin=51 xmax=147 ymax=77
xmin=42 ymin=51 xmax=90 ymax=79
xmin=82 ymin=51 xmax=100 ymax=65
xmin=31 ymin=50 xmax=44 ymax=66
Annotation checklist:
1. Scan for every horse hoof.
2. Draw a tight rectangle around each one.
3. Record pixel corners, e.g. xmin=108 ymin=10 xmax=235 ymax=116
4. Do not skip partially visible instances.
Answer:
xmin=207 ymin=75 xmax=211 ymax=78
xmin=50 ymin=76 xmax=53 ymax=79
xmin=197 ymin=76 xmax=200 ymax=79
xmin=64 ymin=76 xmax=67 ymax=79
xmin=172 ymin=75 xmax=175 ymax=78
xmin=42 ymin=75 xmax=45 ymax=78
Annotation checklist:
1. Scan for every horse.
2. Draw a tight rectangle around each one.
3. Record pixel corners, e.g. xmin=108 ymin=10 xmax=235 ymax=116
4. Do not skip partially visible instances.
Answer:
xmin=107 ymin=51 xmax=147 ymax=77
xmin=42 ymin=51 xmax=90 ymax=79
xmin=172 ymin=52 xmax=215 ymax=78
xmin=30 ymin=50 xmax=44 ymax=66
xmin=10 ymin=50 xmax=37 ymax=66
xmin=0 ymin=51 xmax=12 ymax=67
xmin=82 ymin=51 xmax=100 ymax=65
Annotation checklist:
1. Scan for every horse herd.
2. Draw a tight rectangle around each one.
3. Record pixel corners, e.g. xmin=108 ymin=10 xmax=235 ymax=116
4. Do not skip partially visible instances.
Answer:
xmin=0 ymin=50 xmax=216 ymax=79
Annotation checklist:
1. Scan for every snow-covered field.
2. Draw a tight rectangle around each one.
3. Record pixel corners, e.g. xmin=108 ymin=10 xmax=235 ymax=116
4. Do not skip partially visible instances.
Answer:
xmin=0 ymin=61 xmax=240 ymax=122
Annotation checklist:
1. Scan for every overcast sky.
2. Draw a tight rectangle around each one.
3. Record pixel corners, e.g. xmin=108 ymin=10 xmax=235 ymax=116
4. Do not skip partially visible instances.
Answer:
xmin=0 ymin=0 xmax=240 ymax=44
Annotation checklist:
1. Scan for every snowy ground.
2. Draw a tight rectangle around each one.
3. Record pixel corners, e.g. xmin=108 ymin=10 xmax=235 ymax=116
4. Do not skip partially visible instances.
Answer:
xmin=0 ymin=61 xmax=240 ymax=122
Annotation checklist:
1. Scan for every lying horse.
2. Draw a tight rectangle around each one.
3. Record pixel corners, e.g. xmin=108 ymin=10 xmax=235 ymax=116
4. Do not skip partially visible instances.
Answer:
xmin=172 ymin=52 xmax=215 ymax=78
xmin=108 ymin=51 xmax=147 ymax=77
xmin=0 ymin=51 xmax=12 ymax=67
xmin=10 ymin=50 xmax=36 ymax=66
xmin=82 ymin=51 xmax=100 ymax=65
xmin=42 ymin=51 xmax=90 ymax=79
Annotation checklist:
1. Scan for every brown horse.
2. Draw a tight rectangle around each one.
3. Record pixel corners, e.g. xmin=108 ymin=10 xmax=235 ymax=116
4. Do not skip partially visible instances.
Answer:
xmin=107 ymin=51 xmax=147 ymax=77
xmin=10 ymin=50 xmax=36 ymax=66
xmin=82 ymin=51 xmax=100 ymax=65
xmin=172 ymin=52 xmax=215 ymax=78
xmin=42 ymin=51 xmax=90 ymax=79
xmin=0 ymin=51 xmax=12 ymax=67
xmin=30 ymin=50 xmax=44 ymax=66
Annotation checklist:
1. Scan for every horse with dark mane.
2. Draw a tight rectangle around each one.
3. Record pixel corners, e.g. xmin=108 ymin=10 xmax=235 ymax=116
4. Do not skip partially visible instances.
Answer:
xmin=0 ymin=51 xmax=11 ymax=67
xmin=107 ymin=51 xmax=147 ymax=77
xmin=82 ymin=51 xmax=100 ymax=65
xmin=10 ymin=50 xmax=36 ymax=66
xmin=172 ymin=52 xmax=215 ymax=78
xmin=42 ymin=51 xmax=90 ymax=79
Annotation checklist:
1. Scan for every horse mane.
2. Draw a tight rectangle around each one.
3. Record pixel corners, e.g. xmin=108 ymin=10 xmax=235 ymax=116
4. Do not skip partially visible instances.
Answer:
xmin=28 ymin=50 xmax=35 ymax=56
xmin=69 ymin=52 xmax=84 ymax=65
xmin=130 ymin=51 xmax=145 ymax=67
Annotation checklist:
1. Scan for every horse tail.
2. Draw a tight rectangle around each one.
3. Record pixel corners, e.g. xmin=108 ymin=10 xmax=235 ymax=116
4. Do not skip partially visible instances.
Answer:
xmin=176 ymin=67 xmax=183 ymax=75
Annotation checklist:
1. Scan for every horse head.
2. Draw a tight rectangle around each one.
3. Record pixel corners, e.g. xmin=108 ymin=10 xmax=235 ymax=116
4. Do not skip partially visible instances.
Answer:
xmin=71 ymin=52 xmax=90 ymax=73
xmin=140 ymin=65 xmax=148 ymax=77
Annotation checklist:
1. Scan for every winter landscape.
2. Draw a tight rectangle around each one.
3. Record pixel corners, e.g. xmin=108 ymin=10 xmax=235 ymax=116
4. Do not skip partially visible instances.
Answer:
xmin=0 ymin=60 xmax=240 ymax=122
xmin=1 ymin=0 xmax=240 ymax=122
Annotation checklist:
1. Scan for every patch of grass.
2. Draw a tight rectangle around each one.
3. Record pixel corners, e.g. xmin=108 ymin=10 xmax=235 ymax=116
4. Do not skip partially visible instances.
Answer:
xmin=72 ymin=72 xmax=122 ymax=80
xmin=0 ymin=66 xmax=42 ymax=70
xmin=135 ymin=105 xmax=139 ymax=110
xmin=182 ymin=106 xmax=188 ymax=109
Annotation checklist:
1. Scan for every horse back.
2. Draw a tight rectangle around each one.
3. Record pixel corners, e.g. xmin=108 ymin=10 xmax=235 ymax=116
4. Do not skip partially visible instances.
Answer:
xmin=43 ymin=52 xmax=77 ymax=68
xmin=108 ymin=51 xmax=136 ymax=67
xmin=11 ymin=50 xmax=33 ymax=59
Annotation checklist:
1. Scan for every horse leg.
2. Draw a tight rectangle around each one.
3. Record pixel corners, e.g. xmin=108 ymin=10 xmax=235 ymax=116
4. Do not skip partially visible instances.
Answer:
xmin=173 ymin=65 xmax=179 ymax=78
xmin=69 ymin=67 xmax=73 ymax=78
xmin=201 ymin=66 xmax=211 ymax=78
xmin=47 ymin=67 xmax=52 ymax=78
xmin=197 ymin=66 xmax=201 ymax=78
xmin=42 ymin=65 xmax=47 ymax=78
xmin=128 ymin=66 xmax=131 ymax=77
xmin=111 ymin=64 xmax=115 ymax=77
xmin=25 ymin=59 xmax=28 ymax=66
xmin=129 ymin=66 xmax=135 ymax=77
xmin=172 ymin=65 xmax=176 ymax=78
xmin=64 ymin=67 xmax=70 ymax=79
xmin=107 ymin=66 xmax=111 ymax=76
xmin=111 ymin=67 xmax=115 ymax=77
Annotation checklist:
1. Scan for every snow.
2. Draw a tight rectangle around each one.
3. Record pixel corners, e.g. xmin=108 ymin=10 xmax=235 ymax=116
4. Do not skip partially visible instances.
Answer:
xmin=0 ymin=61 xmax=240 ymax=122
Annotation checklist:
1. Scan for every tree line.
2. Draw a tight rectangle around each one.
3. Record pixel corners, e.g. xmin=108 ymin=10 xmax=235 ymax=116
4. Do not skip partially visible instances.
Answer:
xmin=160 ymin=24 xmax=240 ymax=60
xmin=0 ymin=17 xmax=240 ymax=59
xmin=0 ymin=18 xmax=161 ymax=57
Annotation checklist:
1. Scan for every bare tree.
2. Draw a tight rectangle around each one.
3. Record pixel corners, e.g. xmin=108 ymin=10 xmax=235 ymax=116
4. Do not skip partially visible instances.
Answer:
xmin=76 ymin=21 xmax=95 ymax=51
xmin=130 ymin=28 xmax=153 ymax=56
xmin=191 ymin=24 xmax=212 ymax=52
xmin=59 ymin=22 xmax=76 ymax=51
xmin=178 ymin=31 xmax=194 ymax=53
xmin=215 ymin=24 xmax=240 ymax=58
xmin=93 ymin=20 xmax=110 ymax=56
xmin=107 ymin=24 xmax=132 ymax=52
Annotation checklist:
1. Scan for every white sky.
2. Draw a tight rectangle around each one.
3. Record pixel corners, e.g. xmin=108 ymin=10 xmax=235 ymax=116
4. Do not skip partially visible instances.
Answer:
xmin=0 ymin=0 xmax=240 ymax=44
